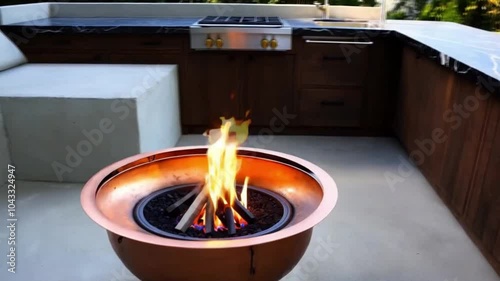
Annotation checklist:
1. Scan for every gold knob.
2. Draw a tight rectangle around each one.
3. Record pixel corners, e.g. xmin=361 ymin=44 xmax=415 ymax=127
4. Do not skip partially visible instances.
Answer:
xmin=261 ymin=39 xmax=269 ymax=49
xmin=216 ymin=38 xmax=224 ymax=48
xmin=205 ymin=38 xmax=213 ymax=48
xmin=270 ymin=39 xmax=278 ymax=49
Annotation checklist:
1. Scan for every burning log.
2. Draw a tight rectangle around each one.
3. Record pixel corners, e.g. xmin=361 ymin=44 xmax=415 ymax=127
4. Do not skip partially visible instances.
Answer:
xmin=175 ymin=187 xmax=208 ymax=232
xmin=224 ymin=204 xmax=236 ymax=235
xmin=233 ymin=199 xmax=255 ymax=224
xmin=204 ymin=198 xmax=215 ymax=235
xmin=166 ymin=184 xmax=203 ymax=213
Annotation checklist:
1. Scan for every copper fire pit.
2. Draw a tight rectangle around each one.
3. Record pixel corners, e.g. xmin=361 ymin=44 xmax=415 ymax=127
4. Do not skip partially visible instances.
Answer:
xmin=81 ymin=146 xmax=338 ymax=281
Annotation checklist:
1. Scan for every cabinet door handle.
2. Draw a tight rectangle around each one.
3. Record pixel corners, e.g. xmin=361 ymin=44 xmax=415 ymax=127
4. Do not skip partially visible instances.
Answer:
xmin=322 ymin=55 xmax=346 ymax=61
xmin=321 ymin=100 xmax=345 ymax=106
xmin=305 ymin=40 xmax=373 ymax=45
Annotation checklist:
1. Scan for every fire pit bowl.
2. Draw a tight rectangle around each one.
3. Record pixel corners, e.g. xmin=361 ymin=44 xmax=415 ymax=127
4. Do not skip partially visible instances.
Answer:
xmin=81 ymin=146 xmax=338 ymax=281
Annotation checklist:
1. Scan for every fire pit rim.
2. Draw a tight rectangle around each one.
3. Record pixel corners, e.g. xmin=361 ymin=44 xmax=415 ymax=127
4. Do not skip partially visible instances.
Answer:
xmin=81 ymin=145 xmax=338 ymax=249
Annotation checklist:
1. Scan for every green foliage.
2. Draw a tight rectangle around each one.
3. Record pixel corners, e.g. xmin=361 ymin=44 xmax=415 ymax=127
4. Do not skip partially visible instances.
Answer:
xmin=361 ymin=0 xmax=377 ymax=6
xmin=387 ymin=10 xmax=409 ymax=18
xmin=419 ymin=0 xmax=463 ymax=23
xmin=389 ymin=0 xmax=500 ymax=31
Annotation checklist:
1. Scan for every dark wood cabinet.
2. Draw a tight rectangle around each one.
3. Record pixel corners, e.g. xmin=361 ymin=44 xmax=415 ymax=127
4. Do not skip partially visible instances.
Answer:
xmin=183 ymin=53 xmax=242 ymax=127
xmin=439 ymin=78 xmax=490 ymax=216
xmin=465 ymin=95 xmax=500 ymax=270
xmin=298 ymin=38 xmax=369 ymax=87
xmin=245 ymin=54 xmax=295 ymax=126
xmin=396 ymin=47 xmax=457 ymax=198
xmin=299 ymin=88 xmax=362 ymax=127
xmin=295 ymin=36 xmax=395 ymax=133
xmin=182 ymin=52 xmax=295 ymax=128
xmin=495 ymin=231 xmax=500 ymax=263
xmin=11 ymin=31 xmax=394 ymax=135
xmin=396 ymin=46 xmax=500 ymax=274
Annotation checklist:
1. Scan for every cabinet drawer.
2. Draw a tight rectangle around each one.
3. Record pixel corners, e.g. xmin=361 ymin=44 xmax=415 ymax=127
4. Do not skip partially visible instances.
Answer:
xmin=299 ymin=88 xmax=362 ymax=127
xmin=300 ymin=40 xmax=369 ymax=86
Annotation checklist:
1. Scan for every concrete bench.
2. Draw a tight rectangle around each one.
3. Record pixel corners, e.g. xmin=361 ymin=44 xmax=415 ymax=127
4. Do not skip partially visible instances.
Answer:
xmin=0 ymin=63 xmax=181 ymax=182
xmin=0 ymin=52 xmax=181 ymax=182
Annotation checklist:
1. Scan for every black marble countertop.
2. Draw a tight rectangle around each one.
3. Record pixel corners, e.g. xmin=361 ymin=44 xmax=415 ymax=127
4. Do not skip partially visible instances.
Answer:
xmin=1 ymin=17 xmax=500 ymax=86
xmin=0 ymin=17 xmax=199 ymax=34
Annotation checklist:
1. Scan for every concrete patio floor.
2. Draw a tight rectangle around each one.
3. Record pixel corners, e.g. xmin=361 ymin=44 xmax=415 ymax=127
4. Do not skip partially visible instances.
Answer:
xmin=0 ymin=135 xmax=498 ymax=281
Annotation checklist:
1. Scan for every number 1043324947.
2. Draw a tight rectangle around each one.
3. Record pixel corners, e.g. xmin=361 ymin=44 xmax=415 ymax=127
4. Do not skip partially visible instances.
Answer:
xmin=7 ymin=165 xmax=16 ymax=213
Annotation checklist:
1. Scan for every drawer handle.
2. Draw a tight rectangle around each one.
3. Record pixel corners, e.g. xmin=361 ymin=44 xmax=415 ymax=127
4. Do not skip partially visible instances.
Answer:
xmin=321 ymin=100 xmax=345 ymax=106
xmin=306 ymin=40 xmax=373 ymax=45
xmin=322 ymin=55 xmax=346 ymax=61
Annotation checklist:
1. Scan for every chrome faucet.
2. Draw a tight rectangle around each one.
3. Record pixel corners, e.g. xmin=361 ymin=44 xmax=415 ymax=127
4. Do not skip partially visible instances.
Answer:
xmin=314 ymin=0 xmax=330 ymax=19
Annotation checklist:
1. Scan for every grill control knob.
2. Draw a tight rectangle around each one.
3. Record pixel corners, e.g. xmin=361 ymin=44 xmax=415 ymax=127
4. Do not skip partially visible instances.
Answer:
xmin=205 ymin=38 xmax=214 ymax=48
xmin=261 ymin=39 xmax=269 ymax=49
xmin=216 ymin=38 xmax=224 ymax=48
xmin=270 ymin=39 xmax=278 ymax=49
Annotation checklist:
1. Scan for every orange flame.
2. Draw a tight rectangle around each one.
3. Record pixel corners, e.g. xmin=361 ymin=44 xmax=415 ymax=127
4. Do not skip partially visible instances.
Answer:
xmin=199 ymin=116 xmax=251 ymax=231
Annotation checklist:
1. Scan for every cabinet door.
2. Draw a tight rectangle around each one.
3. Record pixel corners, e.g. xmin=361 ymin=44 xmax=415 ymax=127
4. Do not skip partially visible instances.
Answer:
xmin=245 ymin=54 xmax=295 ymax=127
xmin=182 ymin=53 xmax=242 ymax=127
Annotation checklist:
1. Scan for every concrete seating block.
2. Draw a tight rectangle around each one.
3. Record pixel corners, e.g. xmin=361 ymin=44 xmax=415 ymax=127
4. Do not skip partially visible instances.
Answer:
xmin=0 ymin=63 xmax=181 ymax=182
xmin=0 ymin=31 xmax=27 ymax=71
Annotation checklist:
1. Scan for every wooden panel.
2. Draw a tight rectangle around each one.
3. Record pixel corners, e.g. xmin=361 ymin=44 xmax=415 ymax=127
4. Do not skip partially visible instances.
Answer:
xmin=466 ymin=95 xmax=500 ymax=253
xmin=108 ymin=53 xmax=181 ymax=64
xmin=299 ymin=40 xmax=369 ymax=86
xmin=107 ymin=35 xmax=184 ymax=52
xmin=439 ymin=78 xmax=490 ymax=215
xmin=361 ymin=38 xmax=399 ymax=133
xmin=245 ymin=54 xmax=295 ymax=126
xmin=25 ymin=51 xmax=105 ymax=63
xmin=20 ymin=34 xmax=184 ymax=53
xmin=494 ymin=230 xmax=500 ymax=262
xmin=299 ymin=88 xmax=362 ymax=127
xmin=396 ymin=47 xmax=455 ymax=192
xmin=182 ymin=53 xmax=242 ymax=127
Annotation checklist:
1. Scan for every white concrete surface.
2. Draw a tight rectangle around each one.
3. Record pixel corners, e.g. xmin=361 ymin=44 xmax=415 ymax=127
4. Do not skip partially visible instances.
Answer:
xmin=0 ymin=3 xmax=50 ymax=25
xmin=0 ymin=136 xmax=498 ymax=281
xmin=0 ymin=64 xmax=181 ymax=182
xmin=0 ymin=31 xmax=26 ymax=72
xmin=0 ymin=105 xmax=11 ymax=185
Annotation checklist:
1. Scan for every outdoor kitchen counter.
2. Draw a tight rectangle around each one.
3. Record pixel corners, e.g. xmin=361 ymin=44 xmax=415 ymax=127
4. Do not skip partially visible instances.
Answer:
xmin=289 ymin=19 xmax=500 ymax=86
xmin=1 ymin=17 xmax=499 ymax=86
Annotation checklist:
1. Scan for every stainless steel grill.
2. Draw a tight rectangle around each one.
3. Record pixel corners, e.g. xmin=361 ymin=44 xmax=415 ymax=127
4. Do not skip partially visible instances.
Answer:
xmin=190 ymin=16 xmax=292 ymax=51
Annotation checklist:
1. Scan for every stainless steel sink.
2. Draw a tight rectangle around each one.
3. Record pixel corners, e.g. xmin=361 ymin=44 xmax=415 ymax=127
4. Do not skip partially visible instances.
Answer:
xmin=313 ymin=19 xmax=372 ymax=28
